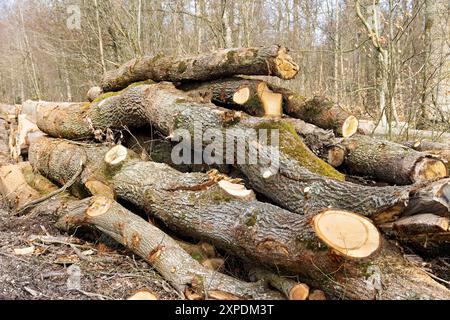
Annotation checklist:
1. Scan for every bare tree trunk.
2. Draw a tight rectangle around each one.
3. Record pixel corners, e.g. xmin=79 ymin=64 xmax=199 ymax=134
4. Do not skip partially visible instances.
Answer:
xmin=93 ymin=0 xmax=106 ymax=74
xmin=100 ymin=46 xmax=299 ymax=92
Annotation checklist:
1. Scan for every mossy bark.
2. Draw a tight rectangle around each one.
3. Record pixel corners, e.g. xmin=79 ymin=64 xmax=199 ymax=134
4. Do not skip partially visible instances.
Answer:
xmin=341 ymin=134 xmax=448 ymax=185
xmin=7 ymin=167 xmax=283 ymax=300
xmin=28 ymin=137 xmax=450 ymax=300
xmin=100 ymin=45 xmax=299 ymax=93
xmin=55 ymin=197 xmax=284 ymax=300
xmin=268 ymin=85 xmax=356 ymax=137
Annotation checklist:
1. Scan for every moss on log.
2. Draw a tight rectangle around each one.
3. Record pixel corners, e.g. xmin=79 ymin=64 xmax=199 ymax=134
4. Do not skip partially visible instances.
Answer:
xmin=28 ymin=136 xmax=450 ymax=300
xmin=100 ymin=46 xmax=299 ymax=93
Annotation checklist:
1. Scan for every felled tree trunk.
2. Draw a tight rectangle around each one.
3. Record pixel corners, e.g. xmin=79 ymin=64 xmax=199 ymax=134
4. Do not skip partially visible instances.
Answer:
xmin=284 ymin=118 xmax=345 ymax=167
xmin=180 ymin=78 xmax=284 ymax=117
xmin=0 ymin=161 xmax=63 ymax=212
xmin=123 ymin=131 xmax=233 ymax=174
xmin=403 ymin=140 xmax=450 ymax=152
xmin=268 ymin=85 xmax=359 ymax=138
xmin=179 ymin=78 xmax=358 ymax=137
xmin=5 ymin=170 xmax=282 ymax=300
xmin=0 ymin=162 xmax=42 ymax=210
xmin=55 ymin=196 xmax=284 ymax=300
xmin=33 ymin=82 xmax=449 ymax=219
xmin=402 ymin=140 xmax=450 ymax=170
xmin=100 ymin=46 xmax=299 ymax=93
xmin=29 ymin=137 xmax=450 ymax=300
xmin=341 ymin=134 xmax=448 ymax=185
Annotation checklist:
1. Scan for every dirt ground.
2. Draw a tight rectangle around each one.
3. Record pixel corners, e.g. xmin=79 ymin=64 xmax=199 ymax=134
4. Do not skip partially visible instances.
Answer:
xmin=1 ymin=202 xmax=450 ymax=300
xmin=0 ymin=206 xmax=180 ymax=300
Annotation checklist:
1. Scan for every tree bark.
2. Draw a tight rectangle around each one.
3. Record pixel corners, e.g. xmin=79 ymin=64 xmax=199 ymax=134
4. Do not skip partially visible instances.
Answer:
xmin=402 ymin=140 xmax=450 ymax=170
xmin=358 ymin=120 xmax=450 ymax=141
xmin=179 ymin=78 xmax=358 ymax=137
xmin=100 ymin=45 xmax=299 ymax=93
xmin=341 ymin=134 xmax=448 ymax=185
xmin=179 ymin=77 xmax=283 ymax=117
xmin=402 ymin=140 xmax=450 ymax=152
xmin=380 ymin=214 xmax=450 ymax=256
xmin=0 ymin=118 xmax=12 ymax=166
xmin=3 ymin=169 xmax=283 ymax=300
xmin=248 ymin=267 xmax=310 ymax=300
xmin=30 ymin=138 xmax=450 ymax=299
xmin=269 ymin=84 xmax=359 ymax=137
xmin=33 ymin=83 xmax=449 ymax=220
xmin=28 ymin=137 xmax=450 ymax=299
xmin=55 ymin=196 xmax=284 ymax=300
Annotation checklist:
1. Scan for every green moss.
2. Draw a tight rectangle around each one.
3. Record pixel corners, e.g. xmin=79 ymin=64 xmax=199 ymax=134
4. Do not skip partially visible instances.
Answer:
xmin=191 ymin=252 xmax=204 ymax=262
xmin=92 ymin=91 xmax=121 ymax=103
xmin=93 ymin=80 xmax=155 ymax=104
xmin=255 ymin=120 xmax=345 ymax=180
xmin=245 ymin=210 xmax=258 ymax=227
xmin=298 ymin=236 xmax=328 ymax=252
xmin=301 ymin=97 xmax=334 ymax=121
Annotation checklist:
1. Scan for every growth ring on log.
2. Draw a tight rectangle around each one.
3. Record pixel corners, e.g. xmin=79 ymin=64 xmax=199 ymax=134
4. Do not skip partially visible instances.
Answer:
xmin=289 ymin=283 xmax=310 ymax=300
xmin=104 ymin=145 xmax=128 ymax=165
xmin=342 ymin=115 xmax=359 ymax=138
xmin=312 ymin=210 xmax=380 ymax=259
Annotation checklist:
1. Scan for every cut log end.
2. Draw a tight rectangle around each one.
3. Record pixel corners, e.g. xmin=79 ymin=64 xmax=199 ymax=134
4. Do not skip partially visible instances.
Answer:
xmin=257 ymin=82 xmax=283 ymax=118
xmin=104 ymin=145 xmax=128 ymax=166
xmin=341 ymin=116 xmax=359 ymax=138
xmin=86 ymin=196 xmax=113 ymax=217
xmin=289 ymin=283 xmax=310 ymax=300
xmin=127 ymin=290 xmax=158 ymax=300
xmin=308 ymin=290 xmax=326 ymax=300
xmin=272 ymin=47 xmax=300 ymax=80
xmin=87 ymin=87 xmax=103 ymax=102
xmin=312 ymin=210 xmax=380 ymax=259
xmin=218 ymin=180 xmax=255 ymax=200
xmin=413 ymin=158 xmax=448 ymax=183
xmin=233 ymin=87 xmax=251 ymax=105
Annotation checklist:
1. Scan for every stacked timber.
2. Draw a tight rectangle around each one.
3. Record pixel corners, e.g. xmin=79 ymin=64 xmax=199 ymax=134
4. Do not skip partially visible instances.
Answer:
xmin=1 ymin=45 xmax=450 ymax=300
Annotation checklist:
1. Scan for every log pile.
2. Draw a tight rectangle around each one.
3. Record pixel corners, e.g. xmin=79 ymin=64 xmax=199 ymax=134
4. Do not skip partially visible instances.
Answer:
xmin=1 ymin=45 xmax=450 ymax=300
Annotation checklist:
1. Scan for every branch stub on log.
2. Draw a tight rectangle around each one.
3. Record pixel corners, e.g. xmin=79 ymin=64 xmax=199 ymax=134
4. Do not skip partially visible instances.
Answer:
xmin=104 ymin=145 xmax=128 ymax=166
xmin=86 ymin=196 xmax=112 ymax=217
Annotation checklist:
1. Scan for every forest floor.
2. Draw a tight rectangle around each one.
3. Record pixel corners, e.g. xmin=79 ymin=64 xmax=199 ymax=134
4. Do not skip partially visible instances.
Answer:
xmin=0 ymin=205 xmax=179 ymax=300
xmin=1 ymin=203 xmax=450 ymax=300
